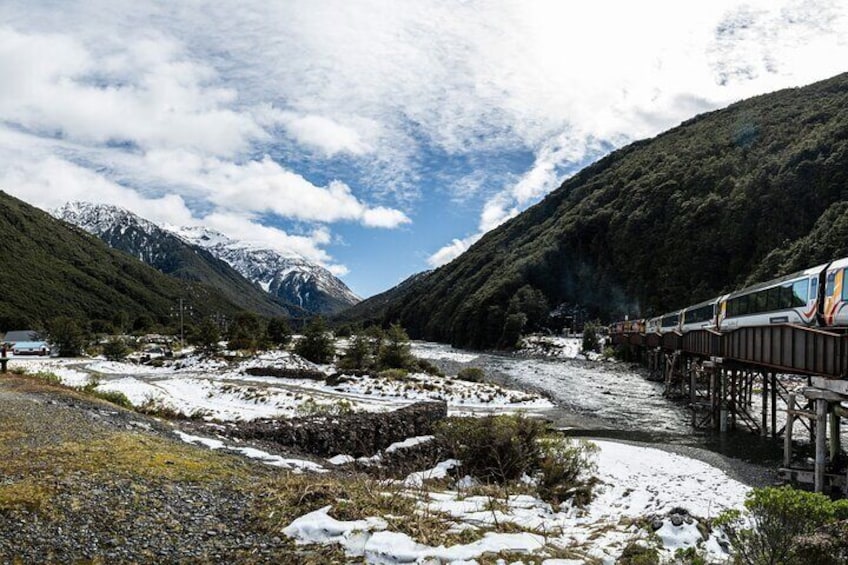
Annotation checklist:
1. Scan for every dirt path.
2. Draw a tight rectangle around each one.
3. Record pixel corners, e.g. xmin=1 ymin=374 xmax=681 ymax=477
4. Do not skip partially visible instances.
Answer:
xmin=0 ymin=374 xmax=339 ymax=564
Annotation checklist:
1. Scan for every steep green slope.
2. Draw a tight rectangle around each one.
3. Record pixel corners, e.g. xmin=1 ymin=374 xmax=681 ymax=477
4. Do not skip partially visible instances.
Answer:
xmin=0 ymin=192 xmax=255 ymax=329
xmin=347 ymin=72 xmax=848 ymax=349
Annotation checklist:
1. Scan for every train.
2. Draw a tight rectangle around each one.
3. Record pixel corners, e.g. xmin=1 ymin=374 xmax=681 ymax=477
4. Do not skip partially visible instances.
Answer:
xmin=610 ymin=256 xmax=848 ymax=335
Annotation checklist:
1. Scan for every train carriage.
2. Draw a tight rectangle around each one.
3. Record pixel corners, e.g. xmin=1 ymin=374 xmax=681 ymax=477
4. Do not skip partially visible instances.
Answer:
xmin=823 ymin=257 xmax=848 ymax=327
xmin=717 ymin=263 xmax=825 ymax=331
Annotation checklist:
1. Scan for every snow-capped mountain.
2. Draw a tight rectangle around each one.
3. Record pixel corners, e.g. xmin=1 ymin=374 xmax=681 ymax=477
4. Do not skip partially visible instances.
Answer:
xmin=54 ymin=202 xmax=359 ymax=316
xmin=175 ymin=225 xmax=361 ymax=315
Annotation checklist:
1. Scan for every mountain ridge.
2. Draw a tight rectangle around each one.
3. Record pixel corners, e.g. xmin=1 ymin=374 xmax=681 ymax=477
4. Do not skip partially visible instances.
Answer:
xmin=55 ymin=202 xmax=359 ymax=317
xmin=343 ymin=71 xmax=848 ymax=349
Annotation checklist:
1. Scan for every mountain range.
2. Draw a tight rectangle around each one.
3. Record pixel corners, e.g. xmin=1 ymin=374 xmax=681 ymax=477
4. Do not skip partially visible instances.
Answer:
xmin=0 ymin=191 xmax=247 ymax=330
xmin=55 ymin=202 xmax=359 ymax=317
xmin=343 ymin=72 xmax=848 ymax=349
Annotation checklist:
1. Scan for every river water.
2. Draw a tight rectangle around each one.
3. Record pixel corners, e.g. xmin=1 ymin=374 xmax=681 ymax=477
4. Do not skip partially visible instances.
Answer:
xmin=411 ymin=341 xmax=784 ymax=470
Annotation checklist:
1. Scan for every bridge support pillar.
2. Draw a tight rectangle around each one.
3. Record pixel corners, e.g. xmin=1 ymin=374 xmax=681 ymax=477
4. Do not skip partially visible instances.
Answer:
xmin=784 ymin=393 xmax=795 ymax=468
xmin=816 ymin=398 xmax=827 ymax=493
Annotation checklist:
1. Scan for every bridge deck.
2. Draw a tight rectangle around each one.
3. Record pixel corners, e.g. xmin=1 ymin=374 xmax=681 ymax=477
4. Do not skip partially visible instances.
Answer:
xmin=612 ymin=324 xmax=848 ymax=378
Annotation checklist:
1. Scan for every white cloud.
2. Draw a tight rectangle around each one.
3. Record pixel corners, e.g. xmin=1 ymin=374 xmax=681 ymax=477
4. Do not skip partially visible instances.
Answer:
xmin=1 ymin=1 xmax=848 ymax=287
xmin=141 ymin=150 xmax=410 ymax=228
xmin=427 ymin=235 xmax=482 ymax=269
xmin=0 ymin=156 xmax=341 ymax=270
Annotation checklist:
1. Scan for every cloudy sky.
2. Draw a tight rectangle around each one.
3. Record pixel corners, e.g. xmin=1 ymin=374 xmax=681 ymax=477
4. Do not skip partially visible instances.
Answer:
xmin=1 ymin=1 xmax=847 ymax=297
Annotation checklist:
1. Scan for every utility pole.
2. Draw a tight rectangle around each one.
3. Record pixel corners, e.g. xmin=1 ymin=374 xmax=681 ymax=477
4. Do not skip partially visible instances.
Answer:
xmin=179 ymin=298 xmax=185 ymax=348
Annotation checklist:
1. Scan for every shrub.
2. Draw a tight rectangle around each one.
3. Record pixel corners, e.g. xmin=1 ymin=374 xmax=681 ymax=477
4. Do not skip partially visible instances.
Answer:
xmin=377 ymin=368 xmax=409 ymax=381
xmin=294 ymin=317 xmax=335 ymax=364
xmin=582 ymin=322 xmax=600 ymax=353
xmin=412 ymin=358 xmax=444 ymax=377
xmin=31 ymin=371 xmax=61 ymax=386
xmin=192 ymin=317 xmax=221 ymax=354
xmin=90 ymin=390 xmax=134 ymax=410
xmin=618 ymin=543 xmax=660 ymax=565
xmin=537 ymin=438 xmax=599 ymax=505
xmin=456 ymin=367 xmax=485 ymax=383
xmin=436 ymin=414 xmax=547 ymax=483
xmin=266 ymin=317 xmax=292 ymax=348
xmin=102 ymin=337 xmax=130 ymax=361
xmin=717 ymin=486 xmax=839 ymax=565
xmin=49 ymin=316 xmax=86 ymax=357
xmin=338 ymin=333 xmax=372 ymax=371
xmin=377 ymin=323 xmax=413 ymax=370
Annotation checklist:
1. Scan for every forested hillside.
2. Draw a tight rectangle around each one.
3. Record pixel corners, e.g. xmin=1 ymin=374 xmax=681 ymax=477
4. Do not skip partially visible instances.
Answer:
xmin=344 ymin=72 xmax=848 ymax=349
xmin=0 ymin=192 xmax=254 ymax=331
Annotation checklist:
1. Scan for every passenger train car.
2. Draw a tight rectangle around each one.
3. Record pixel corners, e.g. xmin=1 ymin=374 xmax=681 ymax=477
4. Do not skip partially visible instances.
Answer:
xmin=610 ymin=256 xmax=848 ymax=336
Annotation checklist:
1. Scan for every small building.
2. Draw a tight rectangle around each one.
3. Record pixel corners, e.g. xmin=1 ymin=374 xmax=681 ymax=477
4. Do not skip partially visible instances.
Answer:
xmin=3 ymin=330 xmax=51 ymax=356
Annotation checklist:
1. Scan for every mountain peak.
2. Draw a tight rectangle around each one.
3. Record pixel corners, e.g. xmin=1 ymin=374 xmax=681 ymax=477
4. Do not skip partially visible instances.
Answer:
xmin=55 ymin=201 xmax=360 ymax=315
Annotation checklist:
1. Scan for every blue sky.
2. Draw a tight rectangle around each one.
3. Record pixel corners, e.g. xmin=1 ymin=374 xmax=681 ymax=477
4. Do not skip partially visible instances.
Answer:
xmin=1 ymin=1 xmax=847 ymax=297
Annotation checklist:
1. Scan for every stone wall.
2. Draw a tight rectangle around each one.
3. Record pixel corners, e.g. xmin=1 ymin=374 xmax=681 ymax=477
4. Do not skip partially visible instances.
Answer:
xmin=232 ymin=401 xmax=447 ymax=457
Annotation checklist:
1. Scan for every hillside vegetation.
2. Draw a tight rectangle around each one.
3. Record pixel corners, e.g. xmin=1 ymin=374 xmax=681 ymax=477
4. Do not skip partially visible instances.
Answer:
xmin=344 ymin=72 xmax=848 ymax=349
xmin=0 ymin=192 xmax=255 ymax=330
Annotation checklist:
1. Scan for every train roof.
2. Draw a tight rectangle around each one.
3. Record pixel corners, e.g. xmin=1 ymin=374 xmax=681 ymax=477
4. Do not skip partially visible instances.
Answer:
xmin=682 ymin=296 xmax=721 ymax=311
xmin=829 ymin=256 xmax=848 ymax=270
xmin=727 ymin=262 xmax=828 ymax=299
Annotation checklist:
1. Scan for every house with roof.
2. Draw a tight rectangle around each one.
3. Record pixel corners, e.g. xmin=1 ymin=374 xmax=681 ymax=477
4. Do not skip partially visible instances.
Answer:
xmin=2 ymin=330 xmax=51 ymax=356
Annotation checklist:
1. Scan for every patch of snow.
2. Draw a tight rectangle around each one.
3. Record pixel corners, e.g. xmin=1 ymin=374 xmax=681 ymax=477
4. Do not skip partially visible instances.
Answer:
xmin=327 ymin=454 xmax=356 ymax=466
xmin=384 ymin=435 xmax=434 ymax=454
xmin=175 ymin=431 xmax=326 ymax=473
xmin=403 ymin=459 xmax=460 ymax=488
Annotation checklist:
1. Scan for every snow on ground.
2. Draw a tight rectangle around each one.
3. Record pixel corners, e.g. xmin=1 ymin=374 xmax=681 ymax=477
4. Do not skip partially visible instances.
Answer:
xmin=7 ymin=346 xmax=552 ymax=422
xmin=174 ymin=431 xmax=326 ymax=473
xmin=284 ymin=440 xmax=750 ymax=564
xmin=410 ymin=342 xmax=481 ymax=363
xmin=519 ymin=335 xmax=588 ymax=360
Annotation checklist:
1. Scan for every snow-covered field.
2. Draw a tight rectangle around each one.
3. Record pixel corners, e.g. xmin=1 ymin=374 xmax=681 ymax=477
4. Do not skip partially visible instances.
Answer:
xmin=284 ymin=440 xmax=749 ymax=563
xmin=6 ymin=348 xmax=553 ymax=422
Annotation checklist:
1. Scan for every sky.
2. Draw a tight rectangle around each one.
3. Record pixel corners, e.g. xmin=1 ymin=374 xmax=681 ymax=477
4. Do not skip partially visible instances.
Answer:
xmin=0 ymin=1 xmax=847 ymax=298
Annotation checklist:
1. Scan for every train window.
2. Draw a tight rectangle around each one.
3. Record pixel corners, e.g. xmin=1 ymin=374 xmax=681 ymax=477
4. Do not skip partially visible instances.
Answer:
xmin=752 ymin=291 xmax=767 ymax=314
xmin=766 ymin=287 xmax=779 ymax=311
xmin=843 ymin=269 xmax=848 ymax=301
xmin=827 ymin=271 xmax=836 ymax=296
xmin=792 ymin=280 xmax=808 ymax=306
xmin=777 ymin=284 xmax=795 ymax=310
xmin=810 ymin=277 xmax=818 ymax=301
xmin=661 ymin=314 xmax=679 ymax=327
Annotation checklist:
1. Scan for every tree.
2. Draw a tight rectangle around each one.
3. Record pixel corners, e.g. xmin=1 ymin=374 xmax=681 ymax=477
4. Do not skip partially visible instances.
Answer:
xmin=228 ymin=312 xmax=265 ymax=351
xmin=499 ymin=312 xmax=527 ymax=349
xmin=338 ymin=333 xmax=372 ymax=371
xmin=266 ymin=317 xmax=292 ymax=348
xmin=192 ymin=317 xmax=221 ymax=354
xmin=377 ymin=323 xmax=413 ymax=370
xmin=49 ymin=317 xmax=86 ymax=357
xmin=294 ymin=317 xmax=335 ymax=364
xmin=102 ymin=336 xmax=130 ymax=361
xmin=582 ymin=321 xmax=601 ymax=353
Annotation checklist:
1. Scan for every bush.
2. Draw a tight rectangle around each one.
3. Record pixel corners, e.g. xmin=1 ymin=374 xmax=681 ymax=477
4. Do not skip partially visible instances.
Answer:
xmin=266 ymin=317 xmax=292 ymax=348
xmin=717 ymin=486 xmax=841 ymax=565
xmin=102 ymin=337 xmax=130 ymax=361
xmin=377 ymin=323 xmax=413 ymax=370
xmin=377 ymin=368 xmax=409 ymax=381
xmin=90 ymin=389 xmax=133 ymax=410
xmin=537 ymin=438 xmax=599 ymax=505
xmin=618 ymin=543 xmax=660 ymax=565
xmin=436 ymin=414 xmax=547 ymax=483
xmin=192 ymin=317 xmax=221 ymax=354
xmin=582 ymin=322 xmax=600 ymax=353
xmin=294 ymin=317 xmax=335 ymax=364
xmin=456 ymin=367 xmax=485 ymax=383
xmin=49 ymin=316 xmax=86 ymax=357
xmin=338 ymin=333 xmax=372 ymax=371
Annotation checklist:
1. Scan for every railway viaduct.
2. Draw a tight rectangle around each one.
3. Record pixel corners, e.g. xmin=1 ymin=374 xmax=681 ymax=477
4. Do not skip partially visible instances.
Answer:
xmin=610 ymin=324 xmax=848 ymax=494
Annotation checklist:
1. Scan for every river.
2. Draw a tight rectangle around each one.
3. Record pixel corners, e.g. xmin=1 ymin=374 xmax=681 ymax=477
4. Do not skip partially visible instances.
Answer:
xmin=411 ymin=340 xmax=784 ymax=480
